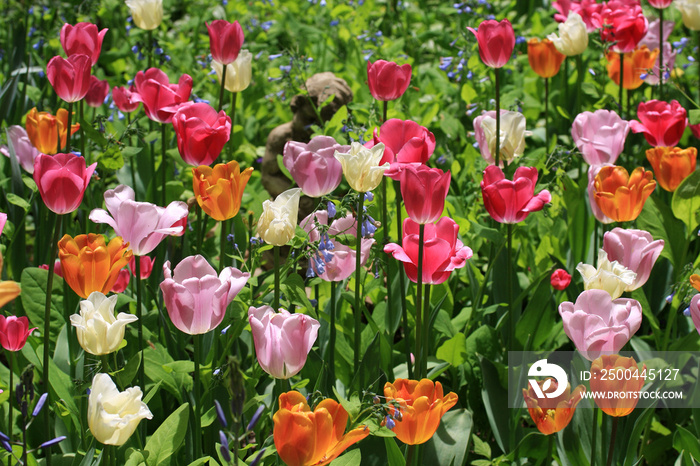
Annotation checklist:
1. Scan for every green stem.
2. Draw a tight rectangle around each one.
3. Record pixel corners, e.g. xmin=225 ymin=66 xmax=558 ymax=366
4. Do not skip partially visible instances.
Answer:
xmin=354 ymin=193 xmax=365 ymax=380
xmin=659 ymin=8 xmax=664 ymax=99
xmin=606 ymin=417 xmax=618 ymax=466
xmin=547 ymin=434 xmax=554 ymax=466
xmin=591 ymin=407 xmax=598 ymax=466
xmin=393 ymin=180 xmax=411 ymax=379
xmin=619 ymin=52 xmax=624 ymax=118
xmin=381 ymin=178 xmax=393 ymax=377
xmin=507 ymin=223 xmax=514 ymax=350
xmin=415 ymin=224 xmax=425 ymax=377
xmin=421 ymin=283 xmax=431 ymax=379
xmin=697 ymin=30 xmax=700 ymax=106
xmin=220 ymin=219 xmax=229 ymax=273
xmin=406 ymin=444 xmax=416 ymax=466
xmin=147 ymin=30 xmax=154 ymax=69
xmin=196 ymin=205 xmax=204 ymax=255
xmin=544 ymin=77 xmax=549 ymax=150
xmin=575 ymin=53 xmax=584 ymax=117
xmin=135 ymin=255 xmax=145 ymax=443
xmin=7 ymin=351 xmax=12 ymax=466
xmin=127 ymin=113 xmax=137 ymax=190
xmin=161 ymin=123 xmax=167 ymax=205
xmin=101 ymin=354 xmax=111 ymax=373
xmin=274 ymin=246 xmax=280 ymax=310
xmin=494 ymin=67 xmax=501 ymax=167
xmin=194 ymin=334 xmax=202 ymax=459
xmin=65 ymin=101 xmax=73 ymax=153
xmin=218 ymin=64 xmax=227 ymax=112
xmin=382 ymin=100 xmax=388 ymax=124
xmin=80 ymin=100 xmax=86 ymax=161
xmin=328 ymin=282 xmax=337 ymax=389
xmin=228 ymin=92 xmax=237 ymax=162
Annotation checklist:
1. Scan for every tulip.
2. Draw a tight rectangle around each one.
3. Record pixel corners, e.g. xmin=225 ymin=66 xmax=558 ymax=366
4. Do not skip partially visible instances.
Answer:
xmin=638 ymin=19 xmax=676 ymax=86
xmin=25 ymin=108 xmax=80 ymax=155
xmin=0 ymin=316 xmax=36 ymax=351
xmin=110 ymin=269 xmax=130 ymax=293
xmin=112 ymin=85 xmax=141 ymax=113
xmin=85 ymin=76 xmax=110 ymax=108
xmin=649 ymin=0 xmax=672 ymax=7
xmin=60 ymin=22 xmax=108 ymax=65
xmin=692 ymin=274 xmax=700 ymax=292
xmin=467 ymin=19 xmax=515 ymax=68
xmin=46 ymin=54 xmax=92 ymax=103
xmin=480 ymin=165 xmax=551 ymax=224
xmin=675 ymin=0 xmax=700 ymax=30
xmin=0 ymin=125 xmax=40 ymax=173
xmin=211 ymin=51 xmax=253 ymax=93
xmin=256 ymin=188 xmax=301 ymax=247
xmin=132 ymin=68 xmax=193 ymax=124
xmin=172 ymin=102 xmax=231 ymax=166
xmin=474 ymin=111 xmax=531 ymax=166
xmin=689 ymin=294 xmax=700 ymax=335
xmin=128 ymin=255 xmax=155 ymax=279
xmin=206 ymin=20 xmax=245 ymax=65
xmin=384 ymin=217 xmax=472 ymax=285
xmin=593 ymin=166 xmax=656 ymax=222
xmin=88 ymin=373 xmax=153 ymax=445
xmin=301 ymin=211 xmax=375 ymax=282
xmin=605 ymin=46 xmax=659 ymax=90
xmin=161 ymin=255 xmax=249 ymax=335
xmin=70 ymin=292 xmax=138 ymax=355
xmin=365 ymin=119 xmax=435 ymax=167
xmin=571 ymin=110 xmax=629 ymax=166
xmin=558 ymin=289 xmax=642 ymax=360
xmin=33 ymin=153 xmax=97 ymax=215
xmin=334 ymin=142 xmax=388 ymax=193
xmin=366 ymin=59 xmax=412 ymax=101
xmin=527 ymin=38 xmax=566 ymax=78
xmin=397 ymin=164 xmax=451 ymax=224
xmin=645 ymin=146 xmax=697 ymax=192
xmin=58 ymin=234 xmax=133 ymax=299
xmin=0 ymin=278 xmax=21 ymax=309
xmin=589 ymin=355 xmax=645 ymax=416
xmin=89 ymin=184 xmax=189 ymax=256
xmin=603 ymin=228 xmax=664 ymax=292
xmin=522 ymin=379 xmax=585 ymax=435
xmin=629 ymin=100 xmax=687 ymax=147
xmin=593 ymin=1 xmax=648 ymax=53
xmin=0 ymin=212 xmax=5 ymax=237
xmin=273 ymin=391 xmax=370 ymax=466
xmin=125 ymin=0 xmax=163 ymax=30
xmin=551 ymin=269 xmax=572 ymax=290
xmin=587 ymin=165 xmax=615 ymax=223
xmin=248 ymin=306 xmax=320 ymax=379
xmin=193 ymin=161 xmax=254 ymax=222
xmin=576 ymin=250 xmax=637 ymax=299
xmin=548 ymin=11 xmax=589 ymax=56
xmin=553 ymin=0 xmax=601 ymax=31
xmin=283 ymin=136 xmax=347 ymax=198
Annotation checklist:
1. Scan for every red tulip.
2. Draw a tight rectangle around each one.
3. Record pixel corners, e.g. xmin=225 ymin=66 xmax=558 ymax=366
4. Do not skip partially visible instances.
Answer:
xmin=365 ymin=119 xmax=435 ymax=166
xmin=0 ymin=316 xmax=37 ymax=352
xmin=551 ymin=269 xmax=572 ymax=290
xmin=467 ymin=19 xmax=515 ymax=68
xmin=46 ymin=54 xmax=92 ymax=103
xmin=648 ymin=0 xmax=672 ymax=8
xmin=172 ymin=102 xmax=231 ymax=166
xmin=111 ymin=268 xmax=131 ymax=293
xmin=85 ymin=76 xmax=110 ymax=108
xmin=629 ymin=100 xmax=687 ymax=147
xmin=59 ymin=22 xmax=108 ymax=66
xmin=553 ymin=0 xmax=602 ymax=31
xmin=128 ymin=255 xmax=155 ymax=279
xmin=132 ymin=68 xmax=193 ymax=124
xmin=593 ymin=1 xmax=648 ymax=53
xmin=366 ymin=60 xmax=412 ymax=101
xmin=206 ymin=20 xmax=245 ymax=65
xmin=112 ymin=85 xmax=141 ymax=113
xmin=399 ymin=164 xmax=451 ymax=224
xmin=481 ymin=165 xmax=551 ymax=224
xmin=33 ymin=153 xmax=97 ymax=215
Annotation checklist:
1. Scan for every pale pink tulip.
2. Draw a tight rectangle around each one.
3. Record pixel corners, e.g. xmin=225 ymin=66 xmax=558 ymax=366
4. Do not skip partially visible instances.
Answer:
xmin=690 ymin=294 xmax=700 ymax=336
xmin=0 ymin=126 xmax=40 ymax=173
xmin=571 ymin=110 xmax=629 ymax=166
xmin=603 ymin=228 xmax=664 ymax=291
xmin=587 ymin=165 xmax=615 ymax=224
xmin=283 ymin=136 xmax=348 ymax=198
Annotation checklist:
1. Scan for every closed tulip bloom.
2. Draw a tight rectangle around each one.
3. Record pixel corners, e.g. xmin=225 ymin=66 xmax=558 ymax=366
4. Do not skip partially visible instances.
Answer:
xmin=85 ymin=76 xmax=110 ymax=108
xmin=689 ymin=294 xmax=700 ymax=335
xmin=207 ymin=20 xmax=245 ymax=65
xmin=58 ymin=234 xmax=133 ymax=299
xmin=629 ymin=100 xmax=687 ymax=147
xmin=365 ymin=119 xmax=436 ymax=167
xmin=112 ymin=85 xmax=141 ymax=113
xmin=474 ymin=110 xmax=531 ymax=166
xmin=522 ymin=379 xmax=585 ymax=435
xmin=366 ymin=60 xmax=412 ymax=101
xmin=249 ymin=306 xmax=320 ymax=379
xmin=576 ymin=250 xmax=637 ymax=299
xmin=603 ymin=228 xmax=664 ymax=291
xmin=649 ymin=0 xmax=673 ymax=7
xmin=25 ymin=108 xmax=79 ymax=155
xmin=125 ymin=0 xmax=163 ymax=30
xmin=398 ymin=164 xmax=451 ymax=224
xmin=89 ymin=185 xmax=189 ymax=256
xmin=527 ymin=38 xmax=566 ymax=78
xmin=211 ymin=51 xmax=253 ymax=93
xmin=383 ymin=379 xmax=458 ymax=445
xmin=334 ymin=142 xmax=389 ymax=193
xmin=88 ymin=373 xmax=153 ymax=445
xmin=0 ymin=213 xmax=5 ymax=237
xmin=571 ymin=110 xmax=629 ymax=166
xmin=468 ymin=19 xmax=515 ymax=68
xmin=33 ymin=153 xmax=97 ymax=215
xmin=161 ymin=255 xmax=249 ymax=335
xmin=606 ymin=46 xmax=659 ymax=90
xmin=60 ymin=22 xmax=108 ymax=65
xmin=0 ymin=279 xmax=21 ymax=310
xmin=47 ymin=54 xmax=92 ymax=103
xmin=548 ymin=11 xmax=589 ymax=56
xmin=593 ymin=166 xmax=656 ymax=222
xmin=0 ymin=316 xmax=36 ymax=351
xmin=256 ymin=188 xmax=301 ymax=246
xmin=70 ymin=292 xmax=138 ymax=355
xmin=283 ymin=136 xmax=347 ymax=198
xmin=132 ymin=68 xmax=193 ymax=124
xmin=593 ymin=1 xmax=648 ymax=53
xmin=691 ymin=275 xmax=700 ymax=292
xmin=480 ymin=165 xmax=551 ymax=224
xmin=645 ymin=146 xmax=697 ymax=191
xmin=273 ymin=391 xmax=370 ymax=466
xmin=0 ymin=126 xmax=40 ymax=173
xmin=193 ymin=161 xmax=254 ymax=221
xmin=384 ymin=217 xmax=472 ymax=285
xmin=110 ymin=269 xmax=130 ymax=293
xmin=587 ymin=165 xmax=615 ymax=223
xmin=172 ymin=102 xmax=231 ymax=166
xmin=590 ymin=355 xmax=645 ymax=416
xmin=675 ymin=0 xmax=700 ymax=30
xmin=128 ymin=255 xmax=155 ymax=279
xmin=551 ymin=269 xmax=572 ymax=290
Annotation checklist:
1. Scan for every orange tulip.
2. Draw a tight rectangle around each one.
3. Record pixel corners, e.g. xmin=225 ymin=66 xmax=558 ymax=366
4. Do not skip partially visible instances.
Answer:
xmin=58 ymin=234 xmax=133 ymax=299
xmin=590 ymin=355 xmax=645 ymax=417
xmin=691 ymin=274 xmax=700 ymax=292
xmin=0 ymin=252 xmax=20 ymax=308
xmin=522 ymin=379 xmax=585 ymax=435
xmin=25 ymin=108 xmax=80 ymax=155
xmin=645 ymin=146 xmax=697 ymax=192
xmin=593 ymin=166 xmax=656 ymax=222
xmin=383 ymin=378 xmax=458 ymax=445
xmin=192 ymin=161 xmax=254 ymax=221
xmin=527 ymin=38 xmax=566 ymax=78
xmin=605 ymin=46 xmax=659 ymax=90
xmin=273 ymin=391 xmax=370 ymax=466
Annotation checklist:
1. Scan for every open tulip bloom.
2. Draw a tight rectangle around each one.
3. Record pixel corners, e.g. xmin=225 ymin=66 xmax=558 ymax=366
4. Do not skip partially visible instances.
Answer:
xmin=480 ymin=165 xmax=551 ymax=224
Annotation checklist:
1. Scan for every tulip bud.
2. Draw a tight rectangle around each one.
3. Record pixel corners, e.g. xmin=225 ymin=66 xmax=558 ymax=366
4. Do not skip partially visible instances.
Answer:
xmin=366 ymin=60 xmax=412 ymax=101
xmin=468 ymin=19 xmax=516 ymax=68
xmin=125 ymin=0 xmax=163 ymax=31
xmin=211 ymin=51 xmax=253 ymax=93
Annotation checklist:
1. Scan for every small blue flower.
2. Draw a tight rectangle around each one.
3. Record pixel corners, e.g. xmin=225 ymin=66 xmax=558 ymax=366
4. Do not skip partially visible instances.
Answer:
xmin=327 ymin=201 xmax=337 ymax=218
xmin=364 ymin=192 xmax=374 ymax=202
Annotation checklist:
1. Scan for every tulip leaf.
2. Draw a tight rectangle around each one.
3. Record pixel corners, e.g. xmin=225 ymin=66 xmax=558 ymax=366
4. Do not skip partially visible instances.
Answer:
xmin=689 ymin=109 xmax=700 ymax=126
xmin=672 ymin=170 xmax=700 ymax=235
xmin=423 ymin=409 xmax=473 ymax=466
xmin=144 ymin=403 xmax=189 ymax=466
xmin=637 ymin=196 xmax=686 ymax=270
xmin=436 ymin=332 xmax=467 ymax=367
xmin=329 ymin=449 xmax=361 ymax=466
xmin=77 ymin=117 xmax=108 ymax=149
xmin=20 ymin=267 xmax=65 ymax=342
xmin=384 ymin=438 xmax=405 ymax=466
xmin=479 ymin=356 xmax=509 ymax=454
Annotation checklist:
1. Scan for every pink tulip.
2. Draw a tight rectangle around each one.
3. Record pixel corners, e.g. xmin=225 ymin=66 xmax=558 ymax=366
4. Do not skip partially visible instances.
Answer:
xmin=301 ymin=211 xmax=374 ymax=282
xmin=398 ymin=164 xmax=451 ymax=224
xmin=480 ymin=165 xmax=551 ymax=224
xmin=630 ymin=100 xmax=687 ymax=147
xmin=111 ymin=269 xmax=131 ymax=293
xmin=283 ymin=136 xmax=348 ymax=198
xmin=468 ymin=19 xmax=516 ymax=68
xmin=33 ymin=153 xmax=97 ymax=215
xmin=366 ymin=60 xmax=412 ymax=102
xmin=602 ymin=228 xmax=664 ymax=291
xmin=553 ymin=0 xmax=601 ymax=31
xmin=112 ymin=85 xmax=141 ymax=113
xmin=690 ymin=294 xmax=700 ymax=336
xmin=648 ymin=0 xmax=672 ymax=8
xmin=206 ymin=20 xmax=245 ymax=65
xmin=132 ymin=68 xmax=193 ymax=124
xmin=89 ymin=184 xmax=189 ymax=256
xmin=558 ymin=289 xmax=642 ymax=361
xmin=587 ymin=165 xmax=615 ymax=223
xmin=39 ymin=261 xmax=63 ymax=278
xmin=551 ymin=269 xmax=572 ymax=290
xmin=473 ymin=110 xmax=530 ymax=166
xmin=0 ymin=316 xmax=37 ymax=351
xmin=60 ymin=22 xmax=108 ymax=65
xmin=0 ymin=126 xmax=40 ymax=173
xmin=384 ymin=217 xmax=473 ymax=285
xmin=0 ymin=212 xmax=6 ymax=237
xmin=46 ymin=54 xmax=92 ymax=103
xmin=592 ymin=1 xmax=648 ymax=53
xmin=85 ymin=76 xmax=110 ymax=108
xmin=128 ymin=255 xmax=155 ymax=279
xmin=248 ymin=305 xmax=320 ymax=379
xmin=365 ymin=119 xmax=435 ymax=167
xmin=171 ymin=102 xmax=231 ymax=166
xmin=571 ymin=110 xmax=629 ymax=166
xmin=161 ymin=255 xmax=249 ymax=335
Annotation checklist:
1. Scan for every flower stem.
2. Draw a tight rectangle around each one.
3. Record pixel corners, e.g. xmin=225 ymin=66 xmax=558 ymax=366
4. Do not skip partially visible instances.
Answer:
xmin=697 ymin=30 xmax=700 ymax=106
xmin=7 ymin=351 xmax=13 ymax=466
xmin=547 ymin=434 xmax=554 ymax=465
xmin=79 ymin=100 xmax=86 ymax=162
xmin=220 ymin=219 xmax=229 ymax=273
xmin=65 ymin=101 xmax=73 ymax=153
xmin=507 ymin=223 xmax=514 ymax=349
xmin=353 ymin=193 xmax=365 ymax=381
xmin=421 ymin=283 xmax=431 ymax=379
xmin=591 ymin=407 xmax=598 ymax=466
xmin=161 ymin=123 xmax=167 ymax=205
xmin=415 ymin=224 xmax=425 ymax=377
xmin=218 ymin=64 xmax=228 ymax=112
xmin=135 ymin=254 xmax=146 ymax=444
xmin=618 ymin=52 xmax=624 ymax=118
xmin=382 ymin=100 xmax=388 ymax=124
xmin=228 ymin=92 xmax=237 ymax=162
xmin=659 ymin=8 xmax=664 ymax=100
xmin=606 ymin=417 xmax=618 ymax=466
xmin=194 ymin=334 xmax=202 ymax=460
xmin=273 ymin=246 xmax=280 ymax=310
xmin=544 ymin=77 xmax=549 ymax=150
xmin=328 ymin=281 xmax=337 ymax=389
xmin=380 ymin=178 xmax=393 ymax=377
xmin=494 ymin=67 xmax=501 ymax=167
xmin=392 ymin=180 xmax=411 ymax=379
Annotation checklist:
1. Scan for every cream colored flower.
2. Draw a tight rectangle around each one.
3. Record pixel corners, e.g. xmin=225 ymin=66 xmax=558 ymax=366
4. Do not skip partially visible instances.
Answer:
xmin=125 ymin=0 xmax=163 ymax=31
xmin=211 ymin=51 xmax=253 ymax=93
xmin=576 ymin=250 xmax=636 ymax=300
xmin=257 ymin=188 xmax=301 ymax=246
xmin=70 ymin=292 xmax=138 ymax=356
xmin=676 ymin=0 xmax=700 ymax=31
xmin=477 ymin=111 xmax=530 ymax=166
xmin=548 ymin=12 xmax=588 ymax=56
xmin=333 ymin=142 xmax=388 ymax=193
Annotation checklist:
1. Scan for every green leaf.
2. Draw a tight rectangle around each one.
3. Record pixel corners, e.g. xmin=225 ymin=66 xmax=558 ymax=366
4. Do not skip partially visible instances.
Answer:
xmin=689 ymin=109 xmax=700 ymax=125
xmin=637 ymin=196 xmax=686 ymax=269
xmin=672 ymin=170 xmax=700 ymax=235
xmin=6 ymin=193 xmax=30 ymax=211
xmin=423 ymin=409 xmax=473 ymax=466
xmin=479 ymin=356 xmax=509 ymax=454
xmin=472 ymin=434 xmax=491 ymax=459
xmin=384 ymin=438 xmax=405 ymax=466
xmin=78 ymin=118 xmax=108 ymax=149
xmin=187 ymin=457 xmax=217 ymax=466
xmin=144 ymin=403 xmax=190 ymax=466
xmin=20 ymin=267 xmax=65 ymax=341
xmin=460 ymin=83 xmax=477 ymax=104
xmin=329 ymin=449 xmax=361 ymax=466
xmin=436 ymin=332 xmax=467 ymax=366
xmin=99 ymin=146 xmax=125 ymax=171
xmin=673 ymin=425 xmax=700 ymax=460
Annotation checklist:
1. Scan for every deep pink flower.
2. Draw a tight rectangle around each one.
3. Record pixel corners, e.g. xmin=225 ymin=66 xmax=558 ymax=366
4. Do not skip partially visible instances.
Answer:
xmin=0 ymin=126 xmax=40 ymax=173
xmin=551 ymin=269 xmax=572 ymax=290
xmin=112 ymin=85 xmax=141 ymax=113
xmin=60 ymin=22 xmax=108 ymax=65
xmin=571 ymin=110 xmax=629 ymax=166
xmin=39 ymin=261 xmax=63 ymax=278
xmin=128 ymin=255 xmax=155 ymax=279
xmin=602 ymin=228 xmax=664 ymax=291
xmin=283 ymin=136 xmax=348 ymax=198
xmin=587 ymin=165 xmax=615 ymax=224
xmin=690 ymin=294 xmax=700 ymax=336
xmin=648 ymin=0 xmax=673 ymax=8
xmin=85 ymin=76 xmax=110 ymax=108
xmin=365 ymin=119 xmax=435 ymax=167
xmin=592 ymin=1 xmax=648 ymax=53
xmin=33 ymin=153 xmax=97 ymax=215
xmin=171 ymin=102 xmax=231 ymax=166
xmin=111 ymin=269 xmax=131 ymax=293
xmin=468 ymin=19 xmax=515 ymax=68
xmin=366 ymin=60 xmax=412 ymax=101
xmin=0 ymin=212 xmax=6 ymax=237
xmin=398 ymin=164 xmax=451 ymax=224
xmin=480 ymin=165 xmax=551 ymax=224
xmin=629 ymin=100 xmax=687 ymax=147
xmin=47 ymin=54 xmax=92 ymax=103
xmin=553 ymin=0 xmax=602 ymax=31
xmin=206 ymin=20 xmax=245 ymax=65
xmin=132 ymin=68 xmax=193 ymax=124
xmin=0 ymin=316 xmax=36 ymax=352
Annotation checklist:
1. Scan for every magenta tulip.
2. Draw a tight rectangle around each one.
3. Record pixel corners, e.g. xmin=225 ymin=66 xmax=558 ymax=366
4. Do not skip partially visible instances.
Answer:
xmin=366 ymin=60 xmax=412 ymax=101
xmin=571 ymin=110 xmax=629 ymax=166
xmin=46 ymin=54 xmax=92 ymax=103
xmin=132 ymin=68 xmax=193 ymax=124
xmin=468 ymin=19 xmax=515 ymax=68
xmin=33 ymin=153 xmax=97 ymax=215
xmin=630 ymin=100 xmax=687 ymax=147
xmin=206 ymin=20 xmax=245 ymax=65
xmin=128 ymin=255 xmax=155 ymax=279
xmin=85 ymin=76 xmax=110 ymax=108
xmin=553 ymin=0 xmax=601 ymax=31
xmin=480 ymin=165 xmax=551 ymax=224
xmin=603 ymin=228 xmax=664 ymax=291
xmin=648 ymin=0 xmax=672 ymax=8
xmin=0 ymin=212 xmax=6 ymax=237
xmin=592 ymin=1 xmax=648 ymax=53
xmin=112 ymin=85 xmax=141 ymax=113
xmin=690 ymin=294 xmax=700 ymax=336
xmin=365 ymin=119 xmax=436 ymax=167
xmin=0 ymin=316 xmax=37 ymax=352
xmin=0 ymin=126 xmax=40 ymax=173
xmin=60 ymin=22 xmax=108 ymax=65
xmin=172 ymin=102 xmax=231 ymax=166
xmin=283 ymin=136 xmax=348 ymax=198
xmin=551 ymin=269 xmax=572 ymax=290
xmin=111 ymin=269 xmax=131 ymax=293
xmin=398 ymin=164 xmax=451 ymax=224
